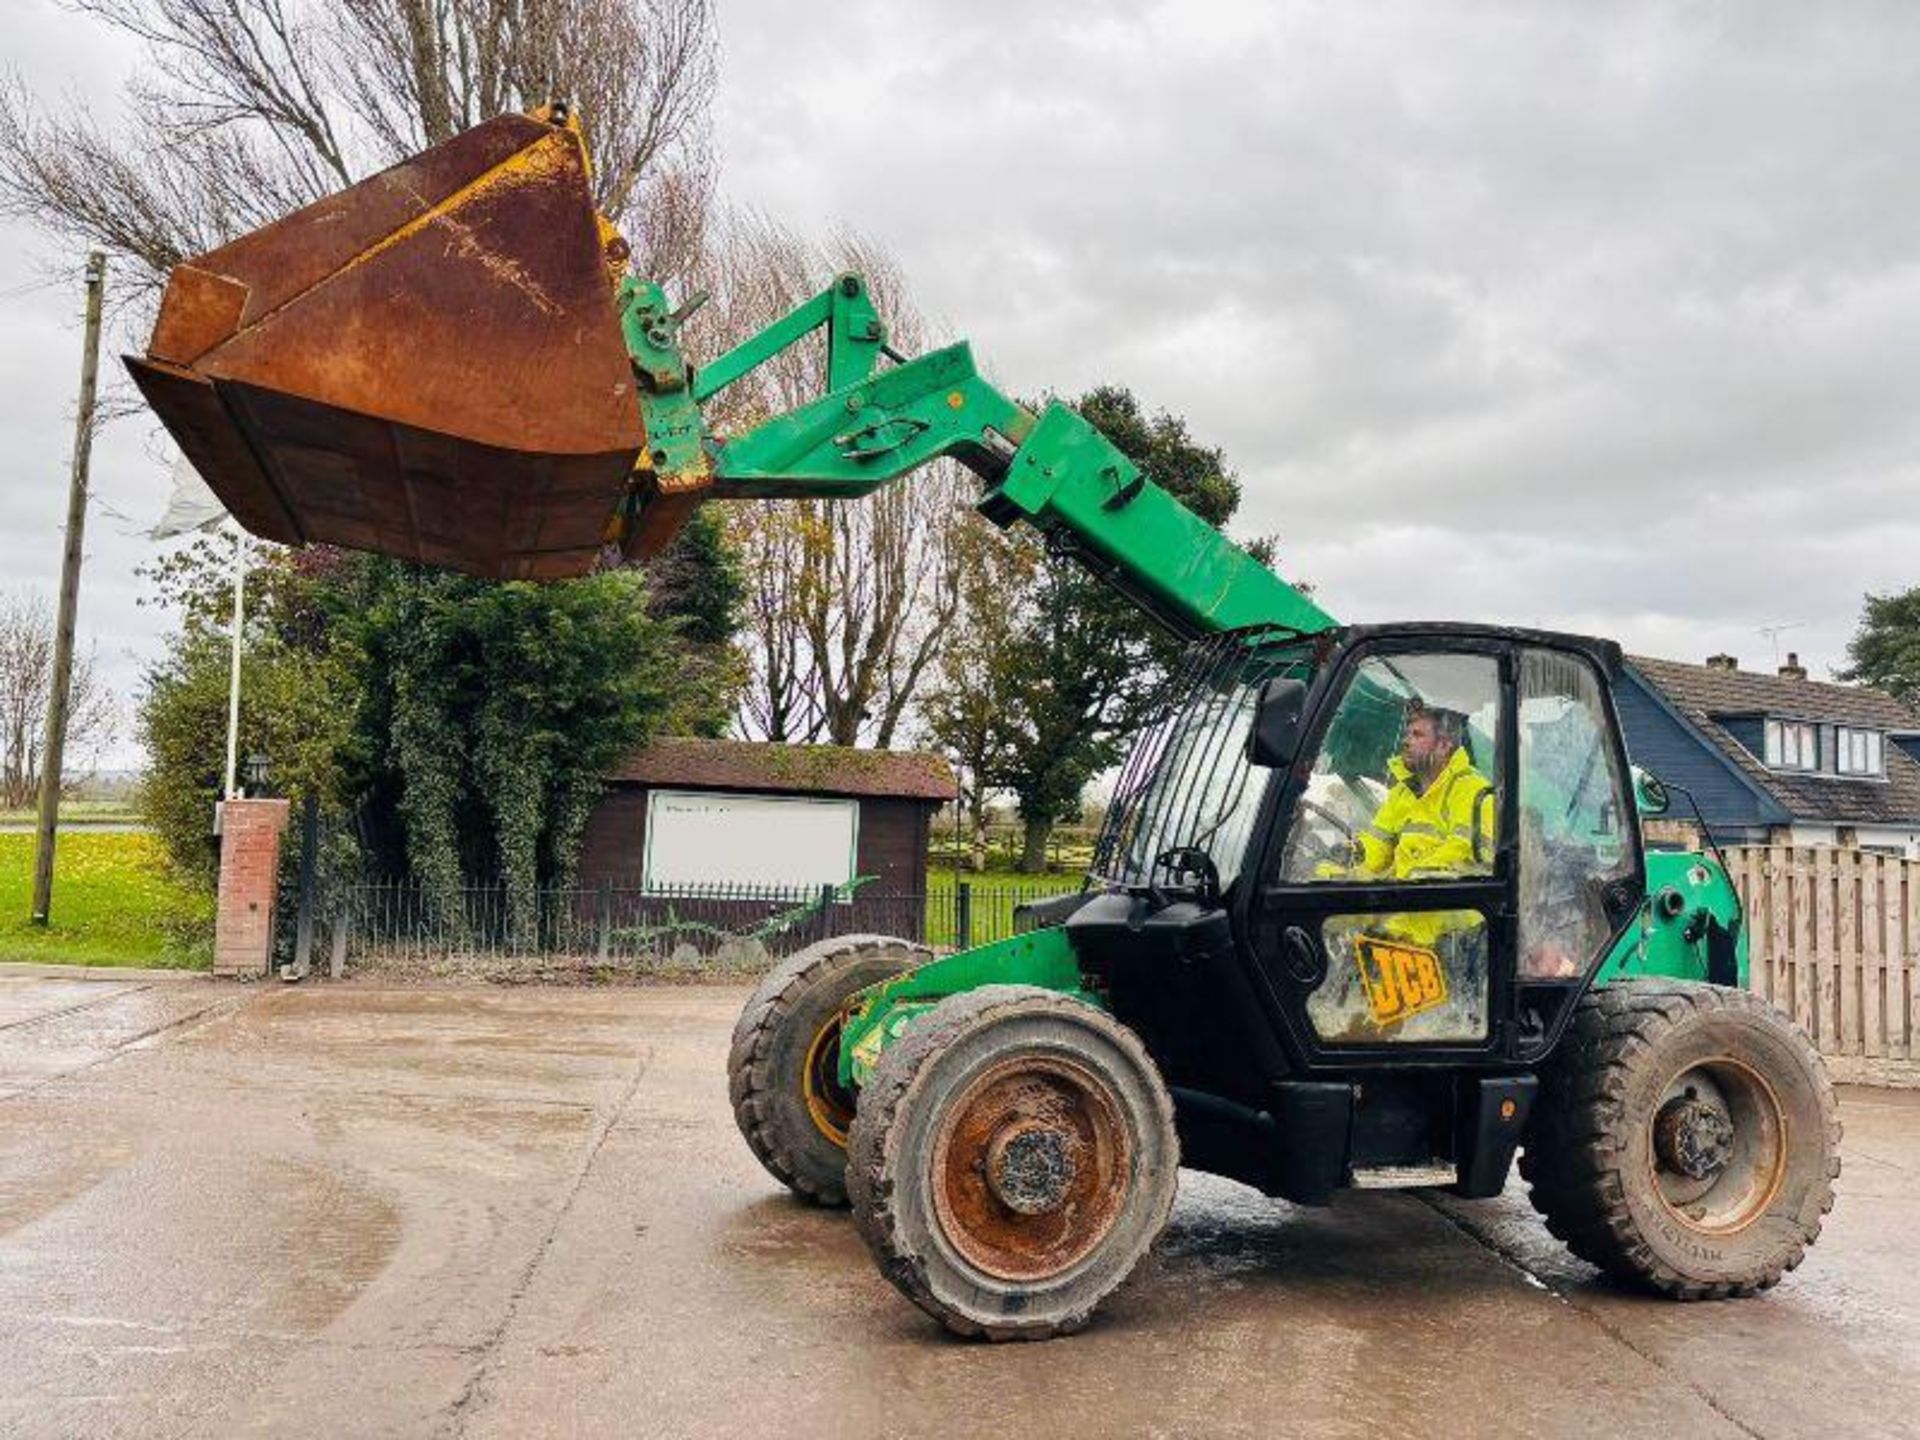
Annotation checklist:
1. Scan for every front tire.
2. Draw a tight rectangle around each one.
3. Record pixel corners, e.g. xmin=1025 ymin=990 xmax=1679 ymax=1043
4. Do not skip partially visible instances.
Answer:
xmin=1523 ymin=979 xmax=1840 ymax=1298
xmin=728 ymin=934 xmax=928 ymax=1205
xmin=848 ymin=986 xmax=1179 ymax=1340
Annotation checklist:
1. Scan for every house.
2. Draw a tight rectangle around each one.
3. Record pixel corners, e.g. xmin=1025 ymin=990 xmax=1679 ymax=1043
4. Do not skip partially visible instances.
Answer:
xmin=577 ymin=737 xmax=957 ymax=895
xmin=1616 ymin=652 xmax=1920 ymax=856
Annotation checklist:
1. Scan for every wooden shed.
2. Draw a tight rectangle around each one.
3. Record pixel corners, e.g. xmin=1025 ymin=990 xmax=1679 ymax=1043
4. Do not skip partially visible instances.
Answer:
xmin=578 ymin=738 xmax=957 ymax=895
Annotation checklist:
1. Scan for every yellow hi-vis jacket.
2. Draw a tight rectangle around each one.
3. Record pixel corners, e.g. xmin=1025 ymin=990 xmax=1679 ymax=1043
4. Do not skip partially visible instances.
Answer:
xmin=1354 ymin=748 xmax=1496 ymax=881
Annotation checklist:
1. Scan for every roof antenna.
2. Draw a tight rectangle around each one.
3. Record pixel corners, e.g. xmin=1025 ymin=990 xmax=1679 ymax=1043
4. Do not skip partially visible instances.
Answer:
xmin=1755 ymin=620 xmax=1806 ymax=666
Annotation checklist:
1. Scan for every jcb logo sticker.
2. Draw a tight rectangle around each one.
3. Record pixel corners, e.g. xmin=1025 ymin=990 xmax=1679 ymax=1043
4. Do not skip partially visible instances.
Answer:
xmin=1355 ymin=936 xmax=1448 ymax=1026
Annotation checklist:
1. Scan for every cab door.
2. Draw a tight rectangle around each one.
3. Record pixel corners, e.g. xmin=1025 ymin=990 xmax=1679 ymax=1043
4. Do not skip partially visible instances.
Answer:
xmin=1249 ymin=642 xmax=1518 ymax=1067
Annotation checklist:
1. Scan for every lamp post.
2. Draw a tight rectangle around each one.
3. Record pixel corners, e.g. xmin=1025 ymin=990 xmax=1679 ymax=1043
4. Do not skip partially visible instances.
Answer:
xmin=222 ymin=527 xmax=247 ymax=799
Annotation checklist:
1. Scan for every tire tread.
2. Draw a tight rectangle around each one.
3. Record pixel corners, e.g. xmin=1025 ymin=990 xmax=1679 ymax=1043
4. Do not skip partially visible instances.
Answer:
xmin=727 ymin=934 xmax=928 ymax=1205
xmin=1523 ymin=979 xmax=1840 ymax=1299
xmin=848 ymin=985 xmax=1178 ymax=1341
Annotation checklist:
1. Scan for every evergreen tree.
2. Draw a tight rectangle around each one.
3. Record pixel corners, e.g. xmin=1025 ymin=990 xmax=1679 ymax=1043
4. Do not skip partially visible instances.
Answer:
xmin=1840 ymin=587 xmax=1920 ymax=707
xmin=137 ymin=539 xmax=742 ymax=940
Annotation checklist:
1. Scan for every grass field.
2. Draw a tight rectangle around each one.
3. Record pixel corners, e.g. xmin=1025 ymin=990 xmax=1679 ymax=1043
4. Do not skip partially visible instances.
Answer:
xmin=0 ymin=800 xmax=143 ymax=826
xmin=0 ymin=833 xmax=211 ymax=968
xmin=925 ymin=867 xmax=1082 ymax=896
xmin=923 ymin=867 xmax=1082 ymax=948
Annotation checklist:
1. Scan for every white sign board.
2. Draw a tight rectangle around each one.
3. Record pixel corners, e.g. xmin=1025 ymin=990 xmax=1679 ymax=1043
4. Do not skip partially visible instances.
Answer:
xmin=643 ymin=789 xmax=859 ymax=892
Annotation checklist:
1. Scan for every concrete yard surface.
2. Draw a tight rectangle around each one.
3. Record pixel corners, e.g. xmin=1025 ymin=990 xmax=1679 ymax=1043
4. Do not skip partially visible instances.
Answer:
xmin=0 ymin=974 xmax=1915 ymax=1439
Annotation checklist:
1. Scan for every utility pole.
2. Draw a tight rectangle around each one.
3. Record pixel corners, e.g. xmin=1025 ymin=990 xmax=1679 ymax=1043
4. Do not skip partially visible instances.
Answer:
xmin=31 ymin=251 xmax=106 ymax=926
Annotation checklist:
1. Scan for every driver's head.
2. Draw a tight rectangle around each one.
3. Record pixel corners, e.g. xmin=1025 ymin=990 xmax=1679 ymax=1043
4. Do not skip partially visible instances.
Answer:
xmin=1401 ymin=702 xmax=1467 ymax=778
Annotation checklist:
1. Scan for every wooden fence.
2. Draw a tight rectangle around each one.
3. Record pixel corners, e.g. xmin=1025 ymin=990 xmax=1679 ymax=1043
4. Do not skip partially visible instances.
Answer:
xmin=1723 ymin=846 xmax=1919 ymax=1061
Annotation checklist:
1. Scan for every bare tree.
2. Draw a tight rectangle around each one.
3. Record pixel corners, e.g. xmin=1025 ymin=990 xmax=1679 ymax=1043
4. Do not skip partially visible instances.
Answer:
xmin=0 ymin=591 xmax=118 ymax=809
xmin=694 ymin=213 xmax=971 ymax=748
xmin=0 ymin=0 xmax=717 ymax=297
xmin=917 ymin=516 xmax=1038 ymax=868
xmin=728 ymin=501 xmax=819 ymax=742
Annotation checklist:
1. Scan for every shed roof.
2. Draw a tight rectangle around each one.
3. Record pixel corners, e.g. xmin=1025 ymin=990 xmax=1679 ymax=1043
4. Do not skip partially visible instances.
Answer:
xmin=612 ymin=737 xmax=957 ymax=802
xmin=1626 ymin=656 xmax=1920 ymax=827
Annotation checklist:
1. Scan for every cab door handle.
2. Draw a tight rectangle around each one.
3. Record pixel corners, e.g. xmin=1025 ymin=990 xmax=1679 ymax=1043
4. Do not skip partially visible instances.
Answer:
xmin=1283 ymin=926 xmax=1324 ymax=986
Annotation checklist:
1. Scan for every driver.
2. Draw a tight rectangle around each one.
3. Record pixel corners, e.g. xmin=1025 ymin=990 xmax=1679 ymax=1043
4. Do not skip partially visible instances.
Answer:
xmin=1348 ymin=701 xmax=1496 ymax=882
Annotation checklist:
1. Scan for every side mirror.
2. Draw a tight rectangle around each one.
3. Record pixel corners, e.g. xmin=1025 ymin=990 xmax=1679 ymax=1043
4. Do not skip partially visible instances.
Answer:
xmin=1249 ymin=676 xmax=1310 ymax=768
xmin=1632 ymin=766 xmax=1670 ymax=817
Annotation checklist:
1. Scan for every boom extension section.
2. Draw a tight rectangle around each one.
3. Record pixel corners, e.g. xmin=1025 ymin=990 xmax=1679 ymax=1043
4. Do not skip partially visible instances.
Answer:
xmin=621 ymin=271 xmax=1336 ymax=642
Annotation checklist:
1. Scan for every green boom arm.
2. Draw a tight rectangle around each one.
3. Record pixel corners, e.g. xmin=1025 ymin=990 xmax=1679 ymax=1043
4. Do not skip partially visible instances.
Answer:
xmin=620 ymin=273 xmax=1336 ymax=641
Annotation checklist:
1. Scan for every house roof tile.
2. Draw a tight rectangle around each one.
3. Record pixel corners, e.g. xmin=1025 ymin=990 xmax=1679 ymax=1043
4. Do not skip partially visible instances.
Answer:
xmin=1627 ymin=655 xmax=1918 ymax=728
xmin=611 ymin=737 xmax=957 ymax=802
xmin=1626 ymin=656 xmax=1920 ymax=827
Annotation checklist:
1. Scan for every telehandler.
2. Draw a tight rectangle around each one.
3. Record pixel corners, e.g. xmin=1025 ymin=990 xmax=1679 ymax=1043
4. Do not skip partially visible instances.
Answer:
xmin=129 ymin=107 xmax=1838 ymax=1341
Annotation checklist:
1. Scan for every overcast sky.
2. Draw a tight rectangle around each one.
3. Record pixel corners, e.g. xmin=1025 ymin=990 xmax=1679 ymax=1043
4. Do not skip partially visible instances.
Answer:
xmin=5 ymin=0 xmax=1918 ymax=767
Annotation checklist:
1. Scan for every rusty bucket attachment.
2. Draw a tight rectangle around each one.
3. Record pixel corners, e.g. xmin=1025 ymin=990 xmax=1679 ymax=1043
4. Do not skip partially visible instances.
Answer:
xmin=127 ymin=109 xmax=645 ymax=580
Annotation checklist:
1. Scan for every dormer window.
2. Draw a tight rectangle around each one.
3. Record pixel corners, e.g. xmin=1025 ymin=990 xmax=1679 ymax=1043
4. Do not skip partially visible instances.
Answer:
xmin=1765 ymin=718 xmax=1816 ymax=770
xmin=1836 ymin=727 xmax=1883 ymax=776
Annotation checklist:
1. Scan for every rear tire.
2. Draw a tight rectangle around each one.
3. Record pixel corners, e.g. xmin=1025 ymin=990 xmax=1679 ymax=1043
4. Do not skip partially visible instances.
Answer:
xmin=848 ymin=986 xmax=1179 ymax=1341
xmin=728 ymin=935 xmax=928 ymax=1206
xmin=1522 ymin=979 xmax=1840 ymax=1298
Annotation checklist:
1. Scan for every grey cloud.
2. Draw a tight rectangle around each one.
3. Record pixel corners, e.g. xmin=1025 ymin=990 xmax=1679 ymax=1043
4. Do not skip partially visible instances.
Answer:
xmin=714 ymin=0 xmax=1920 ymax=674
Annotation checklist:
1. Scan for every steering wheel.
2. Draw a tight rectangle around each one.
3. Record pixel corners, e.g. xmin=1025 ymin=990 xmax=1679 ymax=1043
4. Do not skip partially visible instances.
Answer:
xmin=1152 ymin=847 xmax=1223 ymax=906
xmin=1290 ymin=798 xmax=1359 ymax=873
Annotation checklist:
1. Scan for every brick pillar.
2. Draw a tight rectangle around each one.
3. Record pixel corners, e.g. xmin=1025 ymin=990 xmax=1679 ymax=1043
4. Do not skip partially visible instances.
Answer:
xmin=213 ymin=798 xmax=291 ymax=978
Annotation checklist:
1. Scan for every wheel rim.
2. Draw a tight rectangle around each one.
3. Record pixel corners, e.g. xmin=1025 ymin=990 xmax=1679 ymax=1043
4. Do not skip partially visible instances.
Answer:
xmin=928 ymin=1053 xmax=1132 ymax=1283
xmin=1647 ymin=1056 xmax=1787 ymax=1235
xmin=801 ymin=1016 xmax=857 ymax=1148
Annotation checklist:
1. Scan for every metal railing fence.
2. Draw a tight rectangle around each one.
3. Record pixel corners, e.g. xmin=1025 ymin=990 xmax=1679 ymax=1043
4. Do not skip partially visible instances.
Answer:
xmin=312 ymin=878 xmax=1082 ymax=979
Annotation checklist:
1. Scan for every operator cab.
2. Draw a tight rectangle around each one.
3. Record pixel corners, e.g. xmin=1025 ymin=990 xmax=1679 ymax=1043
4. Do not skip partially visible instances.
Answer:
xmin=1067 ymin=621 xmax=1648 ymax=1202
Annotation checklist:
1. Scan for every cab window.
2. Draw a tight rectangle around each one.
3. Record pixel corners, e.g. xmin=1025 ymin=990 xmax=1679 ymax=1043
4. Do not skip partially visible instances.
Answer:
xmin=1516 ymin=649 xmax=1635 ymax=979
xmin=1276 ymin=653 xmax=1503 ymax=886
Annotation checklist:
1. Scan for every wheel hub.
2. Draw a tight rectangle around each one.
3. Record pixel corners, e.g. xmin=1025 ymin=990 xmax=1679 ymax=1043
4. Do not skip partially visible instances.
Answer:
xmin=929 ymin=1055 xmax=1132 ymax=1282
xmin=1649 ymin=1059 xmax=1787 ymax=1235
xmin=986 ymin=1121 xmax=1078 ymax=1215
xmin=1655 ymin=1095 xmax=1735 ymax=1181
xmin=801 ymin=1016 xmax=857 ymax=1147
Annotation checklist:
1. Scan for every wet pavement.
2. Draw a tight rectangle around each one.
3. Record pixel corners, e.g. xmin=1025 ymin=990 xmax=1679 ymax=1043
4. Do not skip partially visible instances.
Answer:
xmin=0 ymin=972 xmax=1914 ymax=1439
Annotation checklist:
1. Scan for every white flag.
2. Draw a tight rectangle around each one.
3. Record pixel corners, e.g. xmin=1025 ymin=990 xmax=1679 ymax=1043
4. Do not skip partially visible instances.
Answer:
xmin=149 ymin=449 xmax=229 ymax=540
